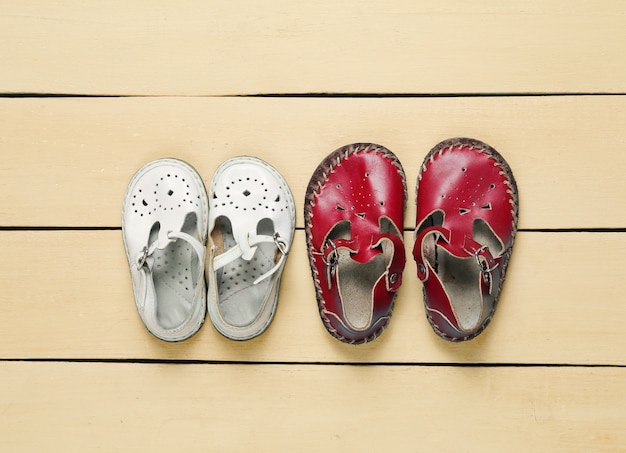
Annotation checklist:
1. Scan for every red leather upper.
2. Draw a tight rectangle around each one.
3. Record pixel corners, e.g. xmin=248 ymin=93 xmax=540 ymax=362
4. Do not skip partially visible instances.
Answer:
xmin=306 ymin=143 xmax=406 ymax=343
xmin=413 ymin=138 xmax=518 ymax=341
xmin=416 ymin=142 xmax=515 ymax=254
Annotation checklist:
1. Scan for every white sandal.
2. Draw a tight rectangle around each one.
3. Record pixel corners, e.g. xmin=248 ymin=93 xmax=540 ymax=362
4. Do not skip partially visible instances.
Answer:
xmin=122 ymin=158 xmax=209 ymax=342
xmin=207 ymin=156 xmax=295 ymax=340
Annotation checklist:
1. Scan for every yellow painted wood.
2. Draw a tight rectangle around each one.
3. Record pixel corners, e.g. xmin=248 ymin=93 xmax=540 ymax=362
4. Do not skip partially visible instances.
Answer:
xmin=1 ymin=230 xmax=624 ymax=365
xmin=1 ymin=1 xmax=625 ymax=95
xmin=2 ymin=2 xmax=625 ymax=449
xmin=1 ymin=96 xmax=626 ymax=229
xmin=0 ymin=362 xmax=623 ymax=451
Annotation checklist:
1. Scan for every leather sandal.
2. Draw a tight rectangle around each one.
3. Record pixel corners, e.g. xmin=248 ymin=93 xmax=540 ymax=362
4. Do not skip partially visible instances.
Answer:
xmin=207 ymin=156 xmax=295 ymax=341
xmin=413 ymin=138 xmax=518 ymax=341
xmin=305 ymin=143 xmax=407 ymax=344
xmin=122 ymin=158 xmax=209 ymax=342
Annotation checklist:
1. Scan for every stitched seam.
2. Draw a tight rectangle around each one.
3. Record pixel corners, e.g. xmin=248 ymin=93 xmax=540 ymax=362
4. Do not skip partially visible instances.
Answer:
xmin=416 ymin=138 xmax=518 ymax=341
xmin=304 ymin=143 xmax=405 ymax=344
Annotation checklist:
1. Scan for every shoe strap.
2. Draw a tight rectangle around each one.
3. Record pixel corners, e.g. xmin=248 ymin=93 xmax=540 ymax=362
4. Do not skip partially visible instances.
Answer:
xmin=317 ymin=233 xmax=404 ymax=292
xmin=371 ymin=232 xmax=405 ymax=293
xmin=212 ymin=232 xmax=289 ymax=285
xmin=413 ymin=225 xmax=497 ymax=286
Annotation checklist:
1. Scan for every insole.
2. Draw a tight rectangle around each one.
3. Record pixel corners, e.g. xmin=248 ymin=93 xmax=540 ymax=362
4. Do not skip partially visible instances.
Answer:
xmin=215 ymin=217 xmax=274 ymax=327
xmin=152 ymin=238 xmax=199 ymax=329
xmin=337 ymin=250 xmax=386 ymax=330
xmin=436 ymin=248 xmax=481 ymax=331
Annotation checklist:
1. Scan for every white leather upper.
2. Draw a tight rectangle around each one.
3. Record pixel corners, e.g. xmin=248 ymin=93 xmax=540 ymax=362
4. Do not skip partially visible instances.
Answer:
xmin=207 ymin=156 xmax=295 ymax=340
xmin=122 ymin=158 xmax=208 ymax=342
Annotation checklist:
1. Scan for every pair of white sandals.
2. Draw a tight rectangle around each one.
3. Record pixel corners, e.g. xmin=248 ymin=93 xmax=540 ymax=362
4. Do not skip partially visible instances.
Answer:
xmin=122 ymin=157 xmax=295 ymax=341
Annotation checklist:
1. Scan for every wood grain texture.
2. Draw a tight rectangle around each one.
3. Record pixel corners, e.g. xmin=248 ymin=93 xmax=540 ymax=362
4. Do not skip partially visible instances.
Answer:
xmin=2 ymin=2 xmax=625 ymax=450
xmin=1 ymin=96 xmax=625 ymax=229
xmin=1 ymin=230 xmax=624 ymax=365
xmin=1 ymin=1 xmax=625 ymax=95
xmin=1 ymin=362 xmax=623 ymax=452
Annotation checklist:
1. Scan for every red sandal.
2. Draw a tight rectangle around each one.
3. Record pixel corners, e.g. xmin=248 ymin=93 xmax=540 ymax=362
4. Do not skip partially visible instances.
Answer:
xmin=413 ymin=138 xmax=518 ymax=341
xmin=305 ymin=143 xmax=407 ymax=344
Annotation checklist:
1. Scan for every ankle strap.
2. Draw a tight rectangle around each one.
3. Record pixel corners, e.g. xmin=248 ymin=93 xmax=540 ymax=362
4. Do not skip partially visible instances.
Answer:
xmin=212 ymin=232 xmax=289 ymax=285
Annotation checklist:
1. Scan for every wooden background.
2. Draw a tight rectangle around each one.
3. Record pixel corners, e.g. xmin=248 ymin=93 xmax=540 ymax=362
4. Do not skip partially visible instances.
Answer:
xmin=1 ymin=1 xmax=625 ymax=451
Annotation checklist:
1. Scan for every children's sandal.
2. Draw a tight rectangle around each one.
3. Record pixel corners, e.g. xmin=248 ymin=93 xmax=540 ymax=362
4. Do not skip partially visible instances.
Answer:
xmin=413 ymin=138 xmax=519 ymax=341
xmin=305 ymin=143 xmax=407 ymax=344
xmin=207 ymin=156 xmax=295 ymax=341
xmin=122 ymin=158 xmax=209 ymax=342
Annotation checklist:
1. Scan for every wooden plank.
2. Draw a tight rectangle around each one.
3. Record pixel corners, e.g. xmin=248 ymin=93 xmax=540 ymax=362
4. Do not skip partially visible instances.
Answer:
xmin=1 ymin=96 xmax=626 ymax=229
xmin=0 ymin=362 xmax=623 ymax=451
xmin=1 ymin=230 xmax=624 ymax=365
xmin=1 ymin=1 xmax=625 ymax=95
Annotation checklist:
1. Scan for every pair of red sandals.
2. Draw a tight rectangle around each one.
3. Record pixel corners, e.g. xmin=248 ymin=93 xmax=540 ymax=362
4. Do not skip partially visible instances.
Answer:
xmin=304 ymin=138 xmax=518 ymax=343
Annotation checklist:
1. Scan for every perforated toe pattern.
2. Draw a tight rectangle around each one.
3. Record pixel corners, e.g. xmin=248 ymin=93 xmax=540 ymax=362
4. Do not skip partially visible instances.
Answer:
xmin=211 ymin=174 xmax=293 ymax=216
xmin=128 ymin=171 xmax=204 ymax=219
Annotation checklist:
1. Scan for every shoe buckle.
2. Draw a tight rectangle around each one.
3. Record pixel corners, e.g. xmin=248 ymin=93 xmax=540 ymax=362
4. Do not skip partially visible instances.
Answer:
xmin=273 ymin=232 xmax=289 ymax=257
xmin=136 ymin=246 xmax=150 ymax=268
xmin=469 ymin=245 xmax=499 ymax=285
xmin=136 ymin=232 xmax=176 ymax=269
xmin=322 ymin=239 xmax=339 ymax=285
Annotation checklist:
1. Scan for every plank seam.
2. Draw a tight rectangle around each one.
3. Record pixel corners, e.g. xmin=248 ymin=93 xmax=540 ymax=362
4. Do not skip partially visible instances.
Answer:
xmin=1 ymin=92 xmax=625 ymax=99
xmin=1 ymin=358 xmax=624 ymax=368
